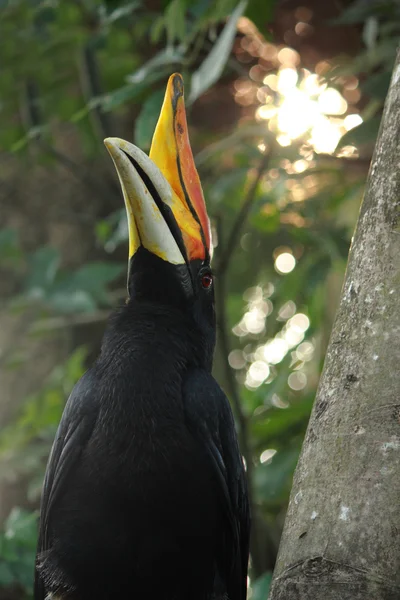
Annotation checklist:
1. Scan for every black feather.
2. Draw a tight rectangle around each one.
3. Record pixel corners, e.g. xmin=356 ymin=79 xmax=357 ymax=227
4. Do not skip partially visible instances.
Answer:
xmin=34 ymin=251 xmax=249 ymax=600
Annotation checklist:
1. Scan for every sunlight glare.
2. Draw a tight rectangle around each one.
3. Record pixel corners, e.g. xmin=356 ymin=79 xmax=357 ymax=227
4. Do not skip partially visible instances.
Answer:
xmin=309 ymin=115 xmax=342 ymax=154
xmin=256 ymin=105 xmax=277 ymax=120
xmin=293 ymin=159 xmax=308 ymax=173
xmin=277 ymin=90 xmax=318 ymax=139
xmin=277 ymin=68 xmax=298 ymax=92
xmin=263 ymin=74 xmax=278 ymax=90
xmin=247 ymin=57 xmax=351 ymax=154
xmin=318 ymin=88 xmax=347 ymax=115
xmin=277 ymin=134 xmax=292 ymax=147
xmin=344 ymin=113 xmax=363 ymax=131
xmin=301 ymin=73 xmax=326 ymax=96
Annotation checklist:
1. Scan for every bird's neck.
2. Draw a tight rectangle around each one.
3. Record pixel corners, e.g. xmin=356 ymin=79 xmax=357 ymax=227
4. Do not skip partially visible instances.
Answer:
xmin=100 ymin=301 xmax=214 ymax=375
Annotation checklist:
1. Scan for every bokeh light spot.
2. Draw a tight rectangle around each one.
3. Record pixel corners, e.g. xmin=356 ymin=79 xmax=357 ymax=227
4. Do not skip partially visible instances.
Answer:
xmin=249 ymin=361 xmax=270 ymax=383
xmin=288 ymin=313 xmax=310 ymax=332
xmin=344 ymin=113 xmax=363 ymax=131
xmin=228 ymin=350 xmax=246 ymax=370
xmin=288 ymin=371 xmax=307 ymax=390
xmin=260 ymin=448 xmax=277 ymax=463
xmin=296 ymin=341 xmax=314 ymax=361
xmin=275 ymin=252 xmax=296 ymax=274
xmin=263 ymin=338 xmax=288 ymax=364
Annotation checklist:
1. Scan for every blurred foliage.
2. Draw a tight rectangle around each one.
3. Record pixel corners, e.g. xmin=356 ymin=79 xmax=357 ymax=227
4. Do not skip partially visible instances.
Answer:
xmin=0 ymin=228 xmax=123 ymax=316
xmin=333 ymin=0 xmax=399 ymax=149
xmin=0 ymin=348 xmax=88 ymax=499
xmin=0 ymin=0 xmax=398 ymax=598
xmin=0 ymin=508 xmax=37 ymax=598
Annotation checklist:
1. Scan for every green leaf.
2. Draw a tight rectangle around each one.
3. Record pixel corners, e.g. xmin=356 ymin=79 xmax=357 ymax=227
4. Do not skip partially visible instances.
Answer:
xmin=45 ymin=262 xmax=123 ymax=312
xmin=252 ymin=572 xmax=273 ymax=600
xmin=101 ymin=69 xmax=170 ymax=112
xmin=165 ymin=0 xmax=187 ymax=44
xmin=0 ymin=348 xmax=87 ymax=474
xmin=363 ymin=16 xmax=379 ymax=50
xmin=69 ymin=262 xmax=124 ymax=295
xmin=251 ymin=204 xmax=280 ymax=234
xmin=208 ymin=168 xmax=248 ymax=207
xmin=0 ymin=228 xmax=18 ymax=253
xmin=105 ymin=2 xmax=140 ymax=24
xmin=4 ymin=508 xmax=37 ymax=547
xmin=65 ymin=346 xmax=88 ymax=383
xmin=338 ymin=116 xmax=381 ymax=149
xmin=188 ymin=0 xmax=214 ymax=19
xmin=226 ymin=293 xmax=244 ymax=324
xmin=0 ymin=561 xmax=15 ymax=587
xmin=246 ymin=0 xmax=276 ymax=33
xmin=150 ymin=15 xmax=167 ymax=44
xmin=254 ymin=447 xmax=300 ymax=502
xmin=134 ymin=89 xmax=165 ymax=150
xmin=49 ymin=290 xmax=97 ymax=313
xmin=0 ymin=507 xmax=37 ymax=592
xmin=0 ymin=228 xmax=22 ymax=264
xmin=97 ymin=209 xmax=129 ymax=253
xmin=126 ymin=47 xmax=184 ymax=85
xmin=96 ymin=219 xmax=113 ymax=245
xmin=252 ymin=397 xmax=314 ymax=444
xmin=330 ymin=0 xmax=390 ymax=25
xmin=361 ymin=70 xmax=391 ymax=100
xmin=188 ymin=0 xmax=248 ymax=104
xmin=70 ymin=104 xmax=91 ymax=123
xmin=25 ymin=246 xmax=60 ymax=296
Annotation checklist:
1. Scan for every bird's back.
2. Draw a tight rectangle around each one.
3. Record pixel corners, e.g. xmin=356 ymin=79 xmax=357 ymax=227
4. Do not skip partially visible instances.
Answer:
xmin=36 ymin=313 xmax=225 ymax=600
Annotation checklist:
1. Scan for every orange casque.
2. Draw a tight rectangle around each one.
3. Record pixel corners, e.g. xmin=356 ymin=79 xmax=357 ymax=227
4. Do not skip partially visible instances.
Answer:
xmin=149 ymin=73 xmax=212 ymax=262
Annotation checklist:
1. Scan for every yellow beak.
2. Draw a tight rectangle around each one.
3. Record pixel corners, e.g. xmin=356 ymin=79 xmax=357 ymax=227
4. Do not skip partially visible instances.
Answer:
xmin=104 ymin=73 xmax=211 ymax=268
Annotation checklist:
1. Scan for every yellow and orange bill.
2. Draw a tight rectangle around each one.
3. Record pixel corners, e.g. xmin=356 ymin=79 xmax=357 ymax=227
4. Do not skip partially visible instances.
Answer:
xmin=104 ymin=73 xmax=211 ymax=268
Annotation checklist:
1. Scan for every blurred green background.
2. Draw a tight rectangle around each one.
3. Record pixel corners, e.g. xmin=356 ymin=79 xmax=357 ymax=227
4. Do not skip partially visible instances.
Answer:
xmin=0 ymin=0 xmax=398 ymax=598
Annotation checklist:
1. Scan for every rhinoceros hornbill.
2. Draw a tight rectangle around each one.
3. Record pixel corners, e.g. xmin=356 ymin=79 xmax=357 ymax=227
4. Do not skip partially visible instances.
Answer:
xmin=34 ymin=73 xmax=250 ymax=600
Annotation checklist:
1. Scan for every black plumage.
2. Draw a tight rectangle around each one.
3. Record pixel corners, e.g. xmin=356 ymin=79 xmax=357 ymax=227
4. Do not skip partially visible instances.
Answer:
xmin=34 ymin=248 xmax=250 ymax=600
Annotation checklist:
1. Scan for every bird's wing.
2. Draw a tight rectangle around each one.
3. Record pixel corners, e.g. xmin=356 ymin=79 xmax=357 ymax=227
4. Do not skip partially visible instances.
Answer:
xmin=183 ymin=369 xmax=250 ymax=600
xmin=34 ymin=372 xmax=96 ymax=600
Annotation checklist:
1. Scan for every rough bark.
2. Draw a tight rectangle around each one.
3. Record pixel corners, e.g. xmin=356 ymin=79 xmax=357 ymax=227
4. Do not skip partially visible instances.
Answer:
xmin=269 ymin=51 xmax=400 ymax=600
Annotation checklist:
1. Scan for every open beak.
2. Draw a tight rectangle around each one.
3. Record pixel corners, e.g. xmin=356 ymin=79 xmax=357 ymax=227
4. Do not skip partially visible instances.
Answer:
xmin=104 ymin=73 xmax=211 ymax=277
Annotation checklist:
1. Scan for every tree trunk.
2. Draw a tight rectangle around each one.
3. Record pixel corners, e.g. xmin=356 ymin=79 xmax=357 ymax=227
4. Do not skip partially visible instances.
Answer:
xmin=268 ymin=51 xmax=400 ymax=600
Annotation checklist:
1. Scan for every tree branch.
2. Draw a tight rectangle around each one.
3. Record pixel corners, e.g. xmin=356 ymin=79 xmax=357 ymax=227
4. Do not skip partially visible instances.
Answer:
xmin=72 ymin=0 xmax=115 ymax=141
xmin=29 ymin=310 xmax=111 ymax=334
xmin=78 ymin=43 xmax=115 ymax=140
xmin=20 ymin=77 xmax=119 ymax=204
xmin=214 ymin=141 xmax=277 ymax=575
xmin=216 ymin=144 xmax=273 ymax=275
xmin=216 ymin=266 xmax=268 ymax=577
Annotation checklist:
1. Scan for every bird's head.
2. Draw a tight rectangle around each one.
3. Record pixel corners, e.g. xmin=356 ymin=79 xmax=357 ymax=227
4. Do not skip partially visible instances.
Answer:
xmin=105 ymin=74 xmax=214 ymax=339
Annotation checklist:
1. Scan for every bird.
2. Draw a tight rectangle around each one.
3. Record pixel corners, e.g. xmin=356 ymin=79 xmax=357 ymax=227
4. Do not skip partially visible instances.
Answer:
xmin=34 ymin=73 xmax=250 ymax=600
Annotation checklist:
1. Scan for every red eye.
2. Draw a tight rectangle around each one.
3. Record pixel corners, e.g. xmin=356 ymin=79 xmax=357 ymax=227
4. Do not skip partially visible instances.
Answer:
xmin=201 ymin=273 xmax=213 ymax=289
